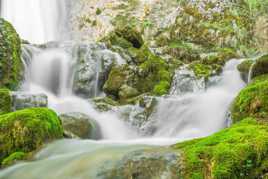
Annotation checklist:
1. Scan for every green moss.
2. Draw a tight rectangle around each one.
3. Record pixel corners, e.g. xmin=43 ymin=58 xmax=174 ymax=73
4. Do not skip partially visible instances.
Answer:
xmin=103 ymin=26 xmax=173 ymax=99
xmin=1 ymin=152 xmax=26 ymax=167
xmin=231 ymin=76 xmax=268 ymax=123
xmin=103 ymin=65 xmax=128 ymax=98
xmin=153 ymin=81 xmax=170 ymax=96
xmin=0 ymin=108 xmax=63 ymax=165
xmin=96 ymin=8 xmax=102 ymax=15
xmin=103 ymin=25 xmax=143 ymax=49
xmin=0 ymin=89 xmax=11 ymax=115
xmin=251 ymin=54 xmax=268 ymax=79
xmin=0 ymin=18 xmax=22 ymax=90
xmin=189 ymin=62 xmax=212 ymax=79
xmin=174 ymin=118 xmax=268 ymax=178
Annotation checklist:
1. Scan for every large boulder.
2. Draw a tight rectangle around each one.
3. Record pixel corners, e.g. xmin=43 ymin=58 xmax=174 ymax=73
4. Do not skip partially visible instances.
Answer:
xmin=0 ymin=108 xmax=63 ymax=166
xmin=251 ymin=54 xmax=268 ymax=79
xmin=0 ymin=18 xmax=23 ymax=90
xmin=59 ymin=112 xmax=101 ymax=139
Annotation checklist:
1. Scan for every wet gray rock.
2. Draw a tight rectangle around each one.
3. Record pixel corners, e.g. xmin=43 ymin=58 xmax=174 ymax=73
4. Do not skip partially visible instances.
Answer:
xmin=169 ymin=66 xmax=205 ymax=96
xmin=59 ymin=112 xmax=101 ymax=139
xmin=99 ymin=148 xmax=182 ymax=179
xmin=11 ymin=92 xmax=48 ymax=111
xmin=73 ymin=43 xmax=125 ymax=98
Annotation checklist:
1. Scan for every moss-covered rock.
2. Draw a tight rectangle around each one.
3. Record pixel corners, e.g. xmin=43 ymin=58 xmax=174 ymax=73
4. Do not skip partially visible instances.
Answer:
xmin=0 ymin=18 xmax=22 ymax=90
xmin=103 ymin=65 xmax=128 ymax=98
xmin=251 ymin=54 xmax=268 ymax=79
xmin=0 ymin=89 xmax=11 ymax=115
xmin=103 ymin=27 xmax=173 ymax=101
xmin=189 ymin=62 xmax=213 ymax=79
xmin=231 ymin=75 xmax=268 ymax=123
xmin=237 ymin=59 xmax=254 ymax=82
xmin=0 ymin=108 xmax=63 ymax=165
xmin=174 ymin=118 xmax=268 ymax=179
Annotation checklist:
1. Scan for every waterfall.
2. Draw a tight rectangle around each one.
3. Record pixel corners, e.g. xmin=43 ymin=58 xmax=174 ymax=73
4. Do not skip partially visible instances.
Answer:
xmin=0 ymin=0 xmax=69 ymax=44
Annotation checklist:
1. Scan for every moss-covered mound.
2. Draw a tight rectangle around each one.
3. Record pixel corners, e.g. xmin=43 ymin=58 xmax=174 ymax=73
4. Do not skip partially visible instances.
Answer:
xmin=103 ymin=26 xmax=173 ymax=102
xmin=0 ymin=18 xmax=22 ymax=90
xmin=251 ymin=54 xmax=268 ymax=79
xmin=0 ymin=108 xmax=63 ymax=166
xmin=174 ymin=118 xmax=268 ymax=179
xmin=0 ymin=89 xmax=11 ymax=115
xmin=231 ymin=75 xmax=268 ymax=123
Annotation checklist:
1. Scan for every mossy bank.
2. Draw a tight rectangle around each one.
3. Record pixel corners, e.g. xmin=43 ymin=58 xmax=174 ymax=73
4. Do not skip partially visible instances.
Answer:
xmin=0 ymin=108 xmax=63 ymax=167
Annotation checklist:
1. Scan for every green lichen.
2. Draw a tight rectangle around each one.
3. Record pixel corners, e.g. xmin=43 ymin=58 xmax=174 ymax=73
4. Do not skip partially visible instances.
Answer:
xmin=189 ymin=62 xmax=212 ymax=79
xmin=231 ymin=75 xmax=268 ymax=123
xmin=0 ymin=89 xmax=11 ymax=115
xmin=0 ymin=108 xmax=63 ymax=165
xmin=0 ymin=18 xmax=22 ymax=90
xmin=174 ymin=118 xmax=268 ymax=179
xmin=1 ymin=152 xmax=26 ymax=167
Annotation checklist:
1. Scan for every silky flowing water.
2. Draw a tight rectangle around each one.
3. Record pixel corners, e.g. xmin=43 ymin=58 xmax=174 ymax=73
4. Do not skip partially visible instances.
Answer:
xmin=0 ymin=1 xmax=246 ymax=178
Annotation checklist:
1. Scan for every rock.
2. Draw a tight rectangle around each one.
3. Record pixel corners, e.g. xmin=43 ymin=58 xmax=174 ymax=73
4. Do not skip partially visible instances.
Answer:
xmin=116 ymin=95 xmax=158 ymax=135
xmin=0 ymin=108 xmax=63 ymax=166
xmin=237 ymin=59 xmax=254 ymax=82
xmin=170 ymin=66 xmax=205 ymax=95
xmin=103 ymin=65 xmax=128 ymax=98
xmin=73 ymin=43 xmax=124 ymax=98
xmin=92 ymin=97 xmax=119 ymax=112
xmin=59 ymin=112 xmax=101 ymax=139
xmin=119 ymin=85 xmax=139 ymax=102
xmin=11 ymin=92 xmax=48 ymax=111
xmin=251 ymin=54 xmax=268 ymax=79
xmin=0 ymin=18 xmax=23 ymax=90
xmin=100 ymin=148 xmax=181 ymax=179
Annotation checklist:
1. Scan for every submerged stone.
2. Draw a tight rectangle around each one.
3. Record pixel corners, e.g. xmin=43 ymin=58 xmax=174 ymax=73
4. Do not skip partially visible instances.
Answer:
xmin=59 ymin=112 xmax=101 ymax=139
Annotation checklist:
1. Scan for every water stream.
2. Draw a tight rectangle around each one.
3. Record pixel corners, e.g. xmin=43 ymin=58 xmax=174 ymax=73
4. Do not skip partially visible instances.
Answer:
xmin=0 ymin=1 xmax=246 ymax=178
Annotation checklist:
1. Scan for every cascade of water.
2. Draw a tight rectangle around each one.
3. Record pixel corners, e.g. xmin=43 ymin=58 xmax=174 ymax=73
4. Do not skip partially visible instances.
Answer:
xmin=0 ymin=0 xmax=69 ymax=44
xmin=22 ymin=42 xmax=137 ymax=140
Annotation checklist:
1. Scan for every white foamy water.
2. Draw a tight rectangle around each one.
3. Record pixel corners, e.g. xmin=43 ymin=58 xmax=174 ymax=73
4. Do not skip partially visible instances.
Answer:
xmin=0 ymin=0 xmax=68 ymax=44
